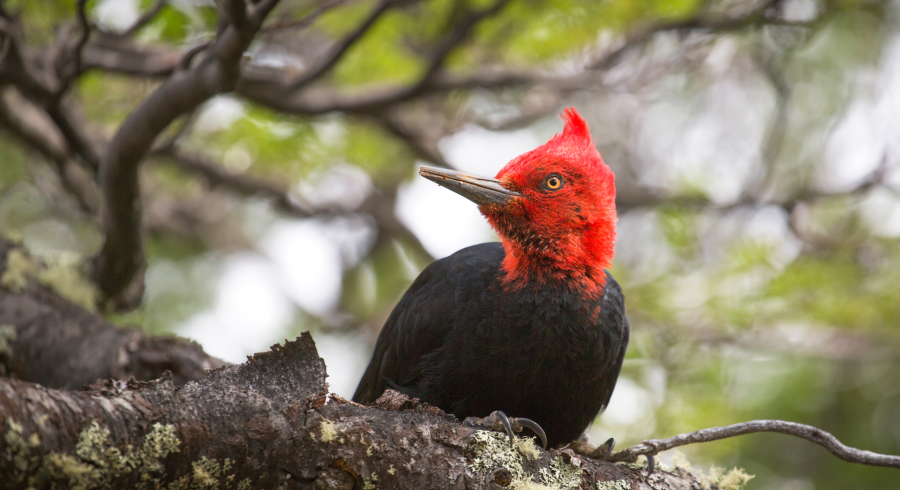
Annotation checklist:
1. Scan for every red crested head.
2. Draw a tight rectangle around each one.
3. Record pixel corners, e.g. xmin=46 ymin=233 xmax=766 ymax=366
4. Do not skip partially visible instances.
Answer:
xmin=484 ymin=108 xmax=616 ymax=296
xmin=418 ymin=108 xmax=616 ymax=298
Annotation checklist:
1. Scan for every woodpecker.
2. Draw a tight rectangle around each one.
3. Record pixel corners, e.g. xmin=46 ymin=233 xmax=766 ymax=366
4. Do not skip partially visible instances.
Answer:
xmin=353 ymin=108 xmax=629 ymax=452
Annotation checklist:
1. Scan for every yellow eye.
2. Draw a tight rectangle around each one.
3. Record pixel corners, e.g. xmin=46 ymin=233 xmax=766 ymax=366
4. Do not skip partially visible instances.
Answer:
xmin=543 ymin=174 xmax=564 ymax=191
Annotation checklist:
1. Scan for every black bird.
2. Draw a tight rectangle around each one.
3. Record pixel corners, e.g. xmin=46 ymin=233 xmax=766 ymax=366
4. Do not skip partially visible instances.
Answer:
xmin=353 ymin=108 xmax=629 ymax=450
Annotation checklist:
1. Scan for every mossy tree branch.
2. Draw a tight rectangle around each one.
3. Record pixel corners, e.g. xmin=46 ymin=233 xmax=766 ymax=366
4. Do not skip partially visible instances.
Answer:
xmin=1 ymin=333 xmax=712 ymax=490
xmin=0 ymin=238 xmax=226 ymax=389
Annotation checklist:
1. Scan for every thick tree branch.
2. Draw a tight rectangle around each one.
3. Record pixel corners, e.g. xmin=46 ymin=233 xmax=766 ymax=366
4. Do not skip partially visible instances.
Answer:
xmin=0 ymin=238 xmax=226 ymax=389
xmin=91 ymin=0 xmax=282 ymax=308
xmin=609 ymin=420 xmax=900 ymax=469
xmin=0 ymin=334 xmax=704 ymax=490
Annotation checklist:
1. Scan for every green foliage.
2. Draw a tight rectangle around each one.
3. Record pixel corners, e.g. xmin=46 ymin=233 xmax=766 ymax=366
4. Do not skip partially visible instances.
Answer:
xmin=0 ymin=137 xmax=29 ymax=189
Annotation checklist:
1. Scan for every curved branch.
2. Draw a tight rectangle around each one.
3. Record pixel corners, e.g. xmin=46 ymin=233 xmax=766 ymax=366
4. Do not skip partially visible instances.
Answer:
xmin=262 ymin=0 xmax=347 ymax=33
xmin=91 ymin=0 xmax=282 ymax=307
xmin=610 ymin=420 xmax=900 ymax=469
xmin=239 ymin=0 xmax=513 ymax=115
xmin=288 ymin=0 xmax=409 ymax=90
xmin=118 ymin=0 xmax=168 ymax=37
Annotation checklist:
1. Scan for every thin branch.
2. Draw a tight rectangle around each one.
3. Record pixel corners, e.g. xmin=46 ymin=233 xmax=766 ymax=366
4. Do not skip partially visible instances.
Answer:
xmin=149 ymin=144 xmax=435 ymax=262
xmin=372 ymin=113 xmax=450 ymax=168
xmin=118 ymin=0 xmax=168 ymax=37
xmin=412 ymin=0 xmax=512 ymax=92
xmin=0 ymin=89 xmax=101 ymax=215
xmin=590 ymin=0 xmax=784 ymax=71
xmin=239 ymin=0 xmax=516 ymax=115
xmin=82 ymin=37 xmax=180 ymax=77
xmin=287 ymin=0 xmax=408 ymax=90
xmin=149 ymin=146 xmax=319 ymax=217
xmin=609 ymin=419 xmax=900 ymax=469
xmin=262 ymin=0 xmax=347 ymax=33
xmin=52 ymin=0 xmax=93 ymax=100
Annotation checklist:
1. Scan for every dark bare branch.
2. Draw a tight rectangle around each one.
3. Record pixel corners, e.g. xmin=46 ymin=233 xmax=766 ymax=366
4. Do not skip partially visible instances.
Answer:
xmin=82 ymin=36 xmax=180 ymax=78
xmin=52 ymin=0 xmax=94 ymax=99
xmin=609 ymin=420 xmax=900 ymax=469
xmin=91 ymin=0 xmax=282 ymax=307
xmin=0 ymin=89 xmax=101 ymax=215
xmin=372 ymin=113 xmax=450 ymax=167
xmin=262 ymin=0 xmax=347 ymax=33
xmin=288 ymin=0 xmax=410 ymax=90
xmin=150 ymin=146 xmax=319 ymax=217
xmin=150 ymin=146 xmax=436 ymax=261
xmin=117 ymin=0 xmax=168 ymax=37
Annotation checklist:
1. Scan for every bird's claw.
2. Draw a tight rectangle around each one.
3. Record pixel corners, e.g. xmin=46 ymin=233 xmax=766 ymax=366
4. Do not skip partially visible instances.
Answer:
xmin=646 ymin=454 xmax=655 ymax=474
xmin=598 ymin=437 xmax=615 ymax=461
xmin=497 ymin=411 xmax=548 ymax=449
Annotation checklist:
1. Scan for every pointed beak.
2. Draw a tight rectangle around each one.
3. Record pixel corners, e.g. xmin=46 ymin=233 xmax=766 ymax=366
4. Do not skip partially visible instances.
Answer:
xmin=419 ymin=166 xmax=521 ymax=208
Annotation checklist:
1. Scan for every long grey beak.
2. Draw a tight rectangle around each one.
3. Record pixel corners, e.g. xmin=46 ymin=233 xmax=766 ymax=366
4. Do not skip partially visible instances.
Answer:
xmin=419 ymin=166 xmax=521 ymax=208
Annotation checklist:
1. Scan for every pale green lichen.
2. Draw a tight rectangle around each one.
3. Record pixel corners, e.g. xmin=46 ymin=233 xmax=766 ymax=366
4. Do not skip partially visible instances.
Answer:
xmin=667 ymin=452 xmax=753 ymax=490
xmin=3 ymin=420 xmax=185 ymax=489
xmin=537 ymin=457 xmax=581 ymax=490
xmin=597 ymin=479 xmax=631 ymax=490
xmin=319 ymin=419 xmax=339 ymax=443
xmin=36 ymin=253 xmax=99 ymax=311
xmin=671 ymin=451 xmax=692 ymax=471
xmin=1 ymin=249 xmax=37 ymax=292
xmin=0 ymin=324 xmax=16 ymax=377
xmin=363 ymin=473 xmax=378 ymax=490
xmin=5 ymin=419 xmax=42 ymax=482
xmin=468 ymin=430 xmax=528 ymax=483
xmin=515 ymin=436 xmax=541 ymax=459
xmin=468 ymin=430 xmax=574 ymax=490
xmin=699 ymin=467 xmax=754 ymax=490
xmin=0 ymin=248 xmax=98 ymax=311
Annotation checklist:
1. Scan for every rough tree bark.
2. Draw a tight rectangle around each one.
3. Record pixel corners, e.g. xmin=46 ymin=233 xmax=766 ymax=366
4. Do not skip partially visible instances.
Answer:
xmin=0 ymin=238 xmax=226 ymax=389
xmin=0 ymin=333 xmax=710 ymax=490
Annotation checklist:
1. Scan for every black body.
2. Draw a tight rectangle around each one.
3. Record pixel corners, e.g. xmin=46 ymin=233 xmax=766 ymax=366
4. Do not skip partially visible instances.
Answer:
xmin=353 ymin=242 xmax=630 ymax=447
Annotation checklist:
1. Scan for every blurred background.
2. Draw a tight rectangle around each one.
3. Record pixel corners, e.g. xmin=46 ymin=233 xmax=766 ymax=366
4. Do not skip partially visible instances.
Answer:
xmin=0 ymin=0 xmax=898 ymax=488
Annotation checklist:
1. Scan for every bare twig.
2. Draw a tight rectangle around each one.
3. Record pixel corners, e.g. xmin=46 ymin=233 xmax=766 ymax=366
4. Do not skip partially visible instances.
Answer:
xmin=262 ymin=0 xmax=347 ymax=33
xmin=0 ymin=89 xmax=100 ymax=215
xmin=287 ymin=0 xmax=410 ymax=89
xmin=149 ymin=146 xmax=318 ymax=217
xmin=53 ymin=0 xmax=93 ymax=99
xmin=590 ymin=0 xmax=784 ymax=71
xmin=609 ymin=419 xmax=900 ymax=469
xmin=118 ymin=0 xmax=168 ymax=37
xmin=372 ymin=114 xmax=450 ymax=167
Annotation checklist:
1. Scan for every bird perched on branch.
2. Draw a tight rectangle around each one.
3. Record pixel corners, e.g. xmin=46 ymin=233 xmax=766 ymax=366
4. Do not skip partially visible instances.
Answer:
xmin=353 ymin=108 xmax=629 ymax=452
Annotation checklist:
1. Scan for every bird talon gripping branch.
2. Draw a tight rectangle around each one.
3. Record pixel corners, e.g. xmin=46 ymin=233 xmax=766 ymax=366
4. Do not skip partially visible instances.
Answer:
xmin=353 ymin=108 xmax=630 ymax=451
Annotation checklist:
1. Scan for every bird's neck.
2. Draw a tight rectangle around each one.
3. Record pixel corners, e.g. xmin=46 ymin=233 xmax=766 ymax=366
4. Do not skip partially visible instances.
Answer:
xmin=497 ymin=225 xmax=614 ymax=299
